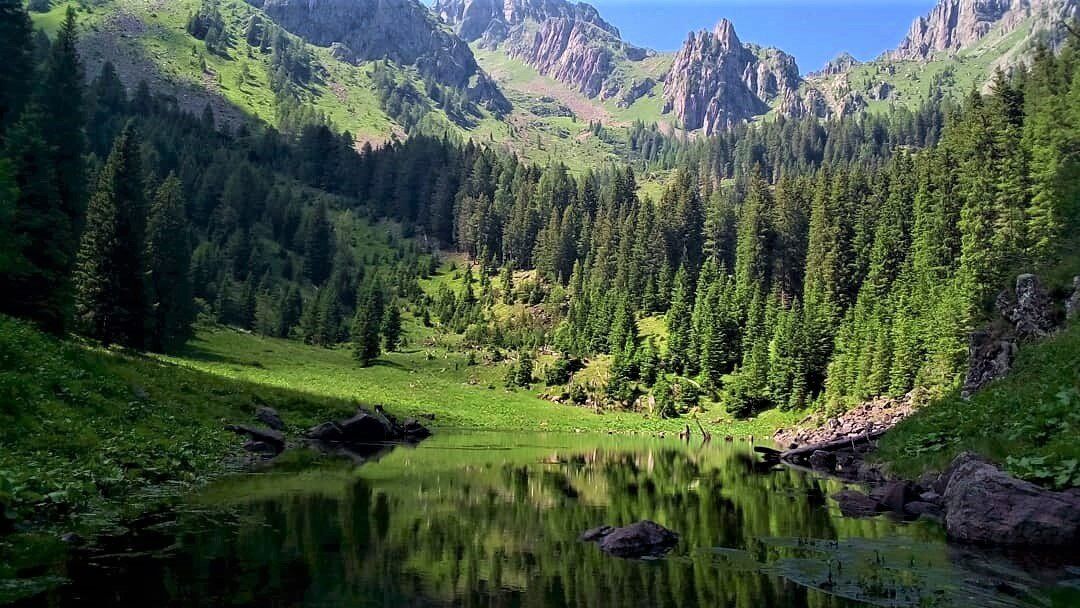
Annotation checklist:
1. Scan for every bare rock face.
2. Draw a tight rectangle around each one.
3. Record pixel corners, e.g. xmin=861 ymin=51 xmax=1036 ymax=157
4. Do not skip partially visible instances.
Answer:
xmin=808 ymin=52 xmax=860 ymax=78
xmin=253 ymin=0 xmax=508 ymax=112
xmin=891 ymin=0 xmax=1078 ymax=61
xmin=435 ymin=0 xmax=649 ymax=101
xmin=1000 ymin=273 xmax=1056 ymax=339
xmin=943 ymin=453 xmax=1080 ymax=546
xmin=663 ymin=20 xmax=801 ymax=134
xmin=961 ymin=329 xmax=1017 ymax=398
xmin=1067 ymin=276 xmax=1080 ymax=320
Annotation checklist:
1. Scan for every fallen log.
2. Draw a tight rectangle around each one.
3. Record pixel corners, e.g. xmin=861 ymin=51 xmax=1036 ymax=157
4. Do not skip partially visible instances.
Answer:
xmin=780 ymin=430 xmax=887 ymax=464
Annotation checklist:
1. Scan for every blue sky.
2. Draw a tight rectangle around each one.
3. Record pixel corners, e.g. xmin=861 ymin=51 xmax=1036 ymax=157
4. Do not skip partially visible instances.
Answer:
xmin=587 ymin=0 xmax=938 ymax=73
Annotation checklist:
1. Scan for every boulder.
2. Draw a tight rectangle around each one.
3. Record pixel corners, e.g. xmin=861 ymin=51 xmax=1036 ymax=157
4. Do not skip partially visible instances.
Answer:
xmin=585 ymin=521 xmax=679 ymax=558
xmin=832 ymin=490 xmax=881 ymax=518
xmin=256 ymin=406 xmax=285 ymax=431
xmin=225 ymin=424 xmax=285 ymax=453
xmin=306 ymin=421 xmax=343 ymax=442
xmin=874 ymin=480 xmax=916 ymax=513
xmin=809 ymin=450 xmax=836 ymax=472
xmin=243 ymin=440 xmax=280 ymax=456
xmin=402 ymin=418 xmax=432 ymax=441
xmin=338 ymin=412 xmax=396 ymax=443
xmin=904 ymin=501 xmax=943 ymax=520
xmin=1066 ymin=276 xmax=1080 ymax=321
xmin=943 ymin=453 xmax=1080 ymax=547
xmin=579 ymin=525 xmax=614 ymax=542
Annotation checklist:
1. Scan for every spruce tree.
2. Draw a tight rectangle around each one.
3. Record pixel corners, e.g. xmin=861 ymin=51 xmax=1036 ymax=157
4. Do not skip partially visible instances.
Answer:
xmin=146 ymin=174 xmax=194 ymax=352
xmin=665 ymin=265 xmax=695 ymax=374
xmin=0 ymin=0 xmax=33 ymax=133
xmin=1 ymin=106 xmax=70 ymax=331
xmin=381 ymin=304 xmax=402 ymax=351
xmin=352 ymin=276 xmax=384 ymax=366
xmin=73 ymin=123 xmax=148 ymax=348
xmin=303 ymin=201 xmax=332 ymax=285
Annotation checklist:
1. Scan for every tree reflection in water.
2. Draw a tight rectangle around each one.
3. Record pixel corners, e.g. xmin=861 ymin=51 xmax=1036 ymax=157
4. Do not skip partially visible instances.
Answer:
xmin=21 ymin=433 xmax=1077 ymax=608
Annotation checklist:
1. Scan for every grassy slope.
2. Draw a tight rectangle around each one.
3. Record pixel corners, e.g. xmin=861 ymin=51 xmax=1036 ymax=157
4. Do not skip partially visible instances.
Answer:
xmin=876 ymin=321 xmax=1080 ymax=488
xmin=0 ymin=315 xmax=361 ymax=531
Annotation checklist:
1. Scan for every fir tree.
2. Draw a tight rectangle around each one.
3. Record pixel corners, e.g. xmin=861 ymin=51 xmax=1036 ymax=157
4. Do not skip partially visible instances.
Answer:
xmin=381 ymin=304 xmax=403 ymax=351
xmin=73 ymin=123 xmax=148 ymax=348
xmin=352 ymin=276 xmax=385 ymax=366
xmin=0 ymin=0 xmax=33 ymax=132
xmin=146 ymin=174 xmax=194 ymax=351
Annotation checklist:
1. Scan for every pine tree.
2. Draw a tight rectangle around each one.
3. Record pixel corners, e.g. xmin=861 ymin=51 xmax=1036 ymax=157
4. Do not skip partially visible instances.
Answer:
xmin=73 ymin=123 xmax=148 ymax=348
xmin=352 ymin=276 xmax=385 ymax=366
xmin=303 ymin=201 xmax=332 ymax=285
xmin=38 ymin=6 xmax=85 ymax=237
xmin=145 ymin=174 xmax=194 ymax=351
xmin=381 ymin=304 xmax=403 ymax=351
xmin=0 ymin=0 xmax=33 ymax=132
xmin=0 ymin=159 xmax=20 ymax=275
xmin=665 ymin=265 xmax=695 ymax=374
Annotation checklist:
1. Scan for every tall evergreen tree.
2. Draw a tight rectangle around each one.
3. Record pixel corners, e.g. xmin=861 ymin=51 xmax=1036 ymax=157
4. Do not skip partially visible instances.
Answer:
xmin=0 ymin=0 xmax=33 ymax=133
xmin=73 ymin=123 xmax=148 ymax=348
xmin=146 ymin=174 xmax=194 ymax=352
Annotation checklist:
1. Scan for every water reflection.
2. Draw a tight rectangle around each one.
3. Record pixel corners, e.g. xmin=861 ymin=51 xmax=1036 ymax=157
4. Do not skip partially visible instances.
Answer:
xmin=16 ymin=433 xmax=1078 ymax=607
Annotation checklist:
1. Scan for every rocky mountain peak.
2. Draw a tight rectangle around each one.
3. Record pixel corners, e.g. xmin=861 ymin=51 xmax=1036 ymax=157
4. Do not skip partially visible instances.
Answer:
xmin=435 ymin=0 xmax=651 ymax=102
xmin=810 ymin=52 xmax=860 ymax=77
xmin=711 ymin=18 xmax=741 ymax=49
xmin=663 ymin=19 xmax=802 ymax=134
xmin=891 ymin=0 xmax=1077 ymax=60
xmin=252 ymin=0 xmax=508 ymax=112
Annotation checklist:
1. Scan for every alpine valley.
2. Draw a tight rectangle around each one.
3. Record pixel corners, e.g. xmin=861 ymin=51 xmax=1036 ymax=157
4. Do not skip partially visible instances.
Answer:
xmin=1 ymin=0 xmax=1079 ymax=606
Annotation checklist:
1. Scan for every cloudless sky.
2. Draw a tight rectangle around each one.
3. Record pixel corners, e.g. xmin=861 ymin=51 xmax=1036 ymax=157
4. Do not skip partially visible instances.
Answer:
xmin=587 ymin=1 xmax=938 ymax=74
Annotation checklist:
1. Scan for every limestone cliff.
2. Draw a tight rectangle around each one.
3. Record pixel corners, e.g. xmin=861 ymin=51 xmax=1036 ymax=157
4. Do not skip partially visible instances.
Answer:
xmin=891 ymin=0 xmax=1077 ymax=61
xmin=433 ymin=0 xmax=653 ymax=102
xmin=662 ymin=20 xmax=802 ymax=134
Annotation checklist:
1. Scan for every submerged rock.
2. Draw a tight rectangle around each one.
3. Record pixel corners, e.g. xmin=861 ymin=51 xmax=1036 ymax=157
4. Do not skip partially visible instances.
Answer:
xmin=831 ymin=490 xmax=882 ymax=518
xmin=582 ymin=521 xmax=678 ymax=558
xmin=943 ymin=453 xmax=1080 ymax=547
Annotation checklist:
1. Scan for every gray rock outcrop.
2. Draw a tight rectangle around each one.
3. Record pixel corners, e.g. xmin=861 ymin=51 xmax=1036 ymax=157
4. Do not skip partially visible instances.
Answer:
xmin=891 ymin=0 xmax=1078 ymax=61
xmin=662 ymin=20 xmax=801 ymax=134
xmin=434 ymin=0 xmax=649 ymax=101
xmin=1067 ymin=276 xmax=1080 ymax=320
xmin=961 ymin=329 xmax=1017 ymax=398
xmin=943 ymin=453 xmax=1080 ymax=546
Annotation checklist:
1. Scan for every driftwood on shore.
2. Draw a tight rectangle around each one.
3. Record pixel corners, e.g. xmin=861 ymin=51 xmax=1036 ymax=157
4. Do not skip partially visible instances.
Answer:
xmin=779 ymin=430 xmax=887 ymax=464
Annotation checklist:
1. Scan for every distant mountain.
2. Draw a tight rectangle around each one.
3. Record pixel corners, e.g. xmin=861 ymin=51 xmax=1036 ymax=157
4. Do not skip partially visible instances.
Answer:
xmin=251 ymin=0 xmax=508 ymax=112
xmin=891 ymin=0 xmax=1077 ymax=61
xmin=662 ymin=20 xmax=803 ymax=133
xmin=433 ymin=0 xmax=654 ymax=103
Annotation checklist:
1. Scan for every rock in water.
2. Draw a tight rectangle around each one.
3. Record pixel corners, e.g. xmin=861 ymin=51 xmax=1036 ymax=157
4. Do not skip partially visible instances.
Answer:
xmin=306 ymin=421 xmax=343 ymax=442
xmin=584 ymin=521 xmax=678 ymax=558
xmin=831 ymin=490 xmax=882 ymax=518
xmin=579 ymin=525 xmax=614 ymax=542
xmin=256 ymin=406 xmax=285 ymax=431
xmin=338 ymin=412 xmax=396 ymax=443
xmin=943 ymin=453 xmax=1080 ymax=547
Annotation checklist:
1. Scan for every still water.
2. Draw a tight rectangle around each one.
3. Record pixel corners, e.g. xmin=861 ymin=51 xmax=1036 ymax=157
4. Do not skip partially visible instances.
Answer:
xmin=15 ymin=432 xmax=1080 ymax=607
